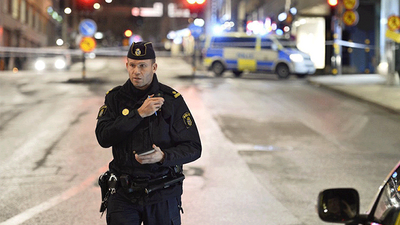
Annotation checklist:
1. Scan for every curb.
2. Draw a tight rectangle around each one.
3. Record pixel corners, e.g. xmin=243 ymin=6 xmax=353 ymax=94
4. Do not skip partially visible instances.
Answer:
xmin=307 ymin=79 xmax=400 ymax=115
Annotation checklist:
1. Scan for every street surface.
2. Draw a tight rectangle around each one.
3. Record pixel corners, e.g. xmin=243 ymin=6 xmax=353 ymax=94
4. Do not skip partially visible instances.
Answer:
xmin=1 ymin=56 xmax=400 ymax=225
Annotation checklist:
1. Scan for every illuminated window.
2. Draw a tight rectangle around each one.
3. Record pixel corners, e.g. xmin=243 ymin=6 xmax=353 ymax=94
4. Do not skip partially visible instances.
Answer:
xmin=12 ymin=0 xmax=19 ymax=19
xmin=28 ymin=6 xmax=33 ymax=28
xmin=20 ymin=0 xmax=26 ymax=23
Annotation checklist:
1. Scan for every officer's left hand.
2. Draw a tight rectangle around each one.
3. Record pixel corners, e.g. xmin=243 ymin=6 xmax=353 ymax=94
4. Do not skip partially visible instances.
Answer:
xmin=135 ymin=144 xmax=165 ymax=164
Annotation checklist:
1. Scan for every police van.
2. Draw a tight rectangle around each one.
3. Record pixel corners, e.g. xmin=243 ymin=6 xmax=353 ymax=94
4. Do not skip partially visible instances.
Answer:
xmin=203 ymin=32 xmax=316 ymax=78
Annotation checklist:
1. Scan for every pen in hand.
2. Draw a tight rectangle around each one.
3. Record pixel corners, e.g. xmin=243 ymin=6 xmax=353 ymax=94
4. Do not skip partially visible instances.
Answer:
xmin=148 ymin=95 xmax=157 ymax=116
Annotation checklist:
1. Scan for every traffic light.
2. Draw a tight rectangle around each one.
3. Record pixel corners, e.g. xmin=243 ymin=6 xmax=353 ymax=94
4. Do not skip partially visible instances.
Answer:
xmin=327 ymin=0 xmax=338 ymax=17
xmin=76 ymin=0 xmax=96 ymax=11
xmin=185 ymin=0 xmax=206 ymax=16
xmin=327 ymin=0 xmax=338 ymax=7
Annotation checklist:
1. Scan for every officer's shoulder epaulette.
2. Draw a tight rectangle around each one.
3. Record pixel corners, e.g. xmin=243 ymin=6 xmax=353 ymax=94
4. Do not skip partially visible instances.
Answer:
xmin=159 ymin=84 xmax=181 ymax=99
xmin=105 ymin=86 xmax=121 ymax=95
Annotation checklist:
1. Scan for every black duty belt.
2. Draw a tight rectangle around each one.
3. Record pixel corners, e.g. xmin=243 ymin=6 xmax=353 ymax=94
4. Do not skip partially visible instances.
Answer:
xmin=119 ymin=173 xmax=185 ymax=195
xmin=98 ymin=170 xmax=184 ymax=214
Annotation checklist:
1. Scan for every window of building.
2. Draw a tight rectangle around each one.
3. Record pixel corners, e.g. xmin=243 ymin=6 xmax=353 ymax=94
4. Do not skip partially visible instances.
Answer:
xmin=2 ymin=0 xmax=10 ymax=14
xmin=28 ymin=6 xmax=33 ymax=28
xmin=20 ymin=0 xmax=26 ymax=23
xmin=33 ymin=11 xmax=37 ymax=31
xmin=12 ymin=0 xmax=19 ymax=19
xmin=25 ymin=3 xmax=29 ymax=25
xmin=40 ymin=16 xmax=47 ymax=34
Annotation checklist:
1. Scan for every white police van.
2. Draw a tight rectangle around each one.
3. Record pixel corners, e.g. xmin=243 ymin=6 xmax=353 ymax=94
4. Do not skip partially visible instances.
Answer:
xmin=203 ymin=32 xmax=316 ymax=79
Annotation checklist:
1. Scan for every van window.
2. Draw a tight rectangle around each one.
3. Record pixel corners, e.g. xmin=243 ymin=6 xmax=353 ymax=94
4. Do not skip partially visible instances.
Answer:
xmin=211 ymin=37 xmax=256 ymax=48
xmin=276 ymin=38 xmax=297 ymax=49
xmin=261 ymin=38 xmax=274 ymax=49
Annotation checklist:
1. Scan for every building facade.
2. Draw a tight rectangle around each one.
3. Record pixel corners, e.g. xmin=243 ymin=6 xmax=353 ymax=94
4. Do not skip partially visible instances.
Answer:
xmin=0 ymin=0 xmax=60 ymax=70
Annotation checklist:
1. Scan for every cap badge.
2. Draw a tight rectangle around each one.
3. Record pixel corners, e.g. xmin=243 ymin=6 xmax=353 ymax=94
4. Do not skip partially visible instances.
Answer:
xmin=135 ymin=48 xmax=141 ymax=56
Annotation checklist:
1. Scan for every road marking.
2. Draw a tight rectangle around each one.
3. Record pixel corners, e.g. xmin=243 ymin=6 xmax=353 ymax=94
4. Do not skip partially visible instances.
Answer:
xmin=235 ymin=143 xmax=294 ymax=151
xmin=0 ymin=165 xmax=108 ymax=225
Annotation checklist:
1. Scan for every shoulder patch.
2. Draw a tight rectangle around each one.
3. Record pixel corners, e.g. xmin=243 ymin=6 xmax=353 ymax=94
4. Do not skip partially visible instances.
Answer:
xmin=97 ymin=105 xmax=108 ymax=119
xmin=182 ymin=112 xmax=193 ymax=128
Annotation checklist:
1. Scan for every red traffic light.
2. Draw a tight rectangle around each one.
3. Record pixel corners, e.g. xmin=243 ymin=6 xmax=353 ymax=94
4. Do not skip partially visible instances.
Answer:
xmin=185 ymin=0 xmax=206 ymax=15
xmin=187 ymin=0 xmax=205 ymax=5
xmin=76 ymin=0 xmax=96 ymax=11
xmin=327 ymin=0 xmax=338 ymax=7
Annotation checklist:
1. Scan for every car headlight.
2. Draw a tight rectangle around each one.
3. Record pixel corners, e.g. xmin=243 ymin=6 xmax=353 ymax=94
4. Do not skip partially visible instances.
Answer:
xmin=35 ymin=60 xmax=46 ymax=71
xmin=55 ymin=59 xmax=66 ymax=69
xmin=290 ymin=54 xmax=304 ymax=62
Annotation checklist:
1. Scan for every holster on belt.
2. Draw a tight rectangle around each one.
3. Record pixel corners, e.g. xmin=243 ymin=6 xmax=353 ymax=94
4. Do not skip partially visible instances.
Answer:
xmin=98 ymin=171 xmax=118 ymax=216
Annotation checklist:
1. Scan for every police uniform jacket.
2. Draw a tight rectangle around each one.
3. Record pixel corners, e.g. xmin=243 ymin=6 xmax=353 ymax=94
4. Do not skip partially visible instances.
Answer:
xmin=95 ymin=74 xmax=201 ymax=204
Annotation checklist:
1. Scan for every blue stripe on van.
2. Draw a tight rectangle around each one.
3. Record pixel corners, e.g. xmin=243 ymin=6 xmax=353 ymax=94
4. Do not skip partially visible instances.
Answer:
xmin=225 ymin=59 xmax=237 ymax=69
xmin=257 ymin=61 xmax=274 ymax=70
xmin=206 ymin=49 xmax=223 ymax=57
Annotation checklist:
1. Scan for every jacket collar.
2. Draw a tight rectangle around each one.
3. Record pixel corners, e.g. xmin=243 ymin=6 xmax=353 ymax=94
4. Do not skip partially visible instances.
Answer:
xmin=118 ymin=74 xmax=160 ymax=103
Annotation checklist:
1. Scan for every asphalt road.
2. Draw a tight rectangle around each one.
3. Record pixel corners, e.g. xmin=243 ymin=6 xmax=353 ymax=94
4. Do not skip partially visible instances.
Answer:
xmin=1 ymin=56 xmax=399 ymax=225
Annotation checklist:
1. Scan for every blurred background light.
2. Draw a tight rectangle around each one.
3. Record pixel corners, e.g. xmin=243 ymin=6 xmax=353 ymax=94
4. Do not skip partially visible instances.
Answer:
xmin=56 ymin=38 xmax=64 ymax=46
xmin=124 ymin=29 xmax=133 ymax=37
xmin=278 ymin=12 xmax=287 ymax=22
xmin=94 ymin=32 xmax=104 ymax=39
xmin=194 ymin=18 xmax=205 ymax=27
xmin=94 ymin=3 xmax=101 ymax=10
xmin=64 ymin=7 xmax=72 ymax=14
xmin=290 ymin=7 xmax=297 ymax=15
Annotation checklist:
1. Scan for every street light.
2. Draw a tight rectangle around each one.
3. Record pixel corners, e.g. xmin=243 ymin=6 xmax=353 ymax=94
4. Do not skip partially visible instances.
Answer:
xmin=124 ymin=29 xmax=133 ymax=38
xmin=64 ymin=7 xmax=72 ymax=14
xmin=93 ymin=3 xmax=101 ymax=10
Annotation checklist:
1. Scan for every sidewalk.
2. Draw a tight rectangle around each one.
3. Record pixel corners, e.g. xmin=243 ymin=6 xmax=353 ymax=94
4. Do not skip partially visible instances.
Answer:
xmin=307 ymin=74 xmax=400 ymax=114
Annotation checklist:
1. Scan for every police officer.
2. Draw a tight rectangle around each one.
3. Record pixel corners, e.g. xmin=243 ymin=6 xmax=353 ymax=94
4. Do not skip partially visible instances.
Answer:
xmin=95 ymin=41 xmax=202 ymax=225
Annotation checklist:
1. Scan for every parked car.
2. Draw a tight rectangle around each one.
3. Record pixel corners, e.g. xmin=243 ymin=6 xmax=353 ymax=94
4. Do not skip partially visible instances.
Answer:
xmin=23 ymin=46 xmax=72 ymax=71
xmin=317 ymin=161 xmax=400 ymax=225
xmin=202 ymin=32 xmax=316 ymax=78
xmin=32 ymin=54 xmax=71 ymax=71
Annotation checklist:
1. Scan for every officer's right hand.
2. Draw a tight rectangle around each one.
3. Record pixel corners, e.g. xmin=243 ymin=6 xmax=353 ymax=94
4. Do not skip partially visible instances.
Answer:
xmin=137 ymin=95 xmax=164 ymax=118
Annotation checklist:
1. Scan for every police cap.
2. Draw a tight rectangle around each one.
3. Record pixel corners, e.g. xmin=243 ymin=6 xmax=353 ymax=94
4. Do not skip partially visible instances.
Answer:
xmin=127 ymin=41 xmax=156 ymax=60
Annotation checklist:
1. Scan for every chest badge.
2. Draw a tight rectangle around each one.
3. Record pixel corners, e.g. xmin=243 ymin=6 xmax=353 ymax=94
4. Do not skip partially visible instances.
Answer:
xmin=122 ymin=108 xmax=129 ymax=116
